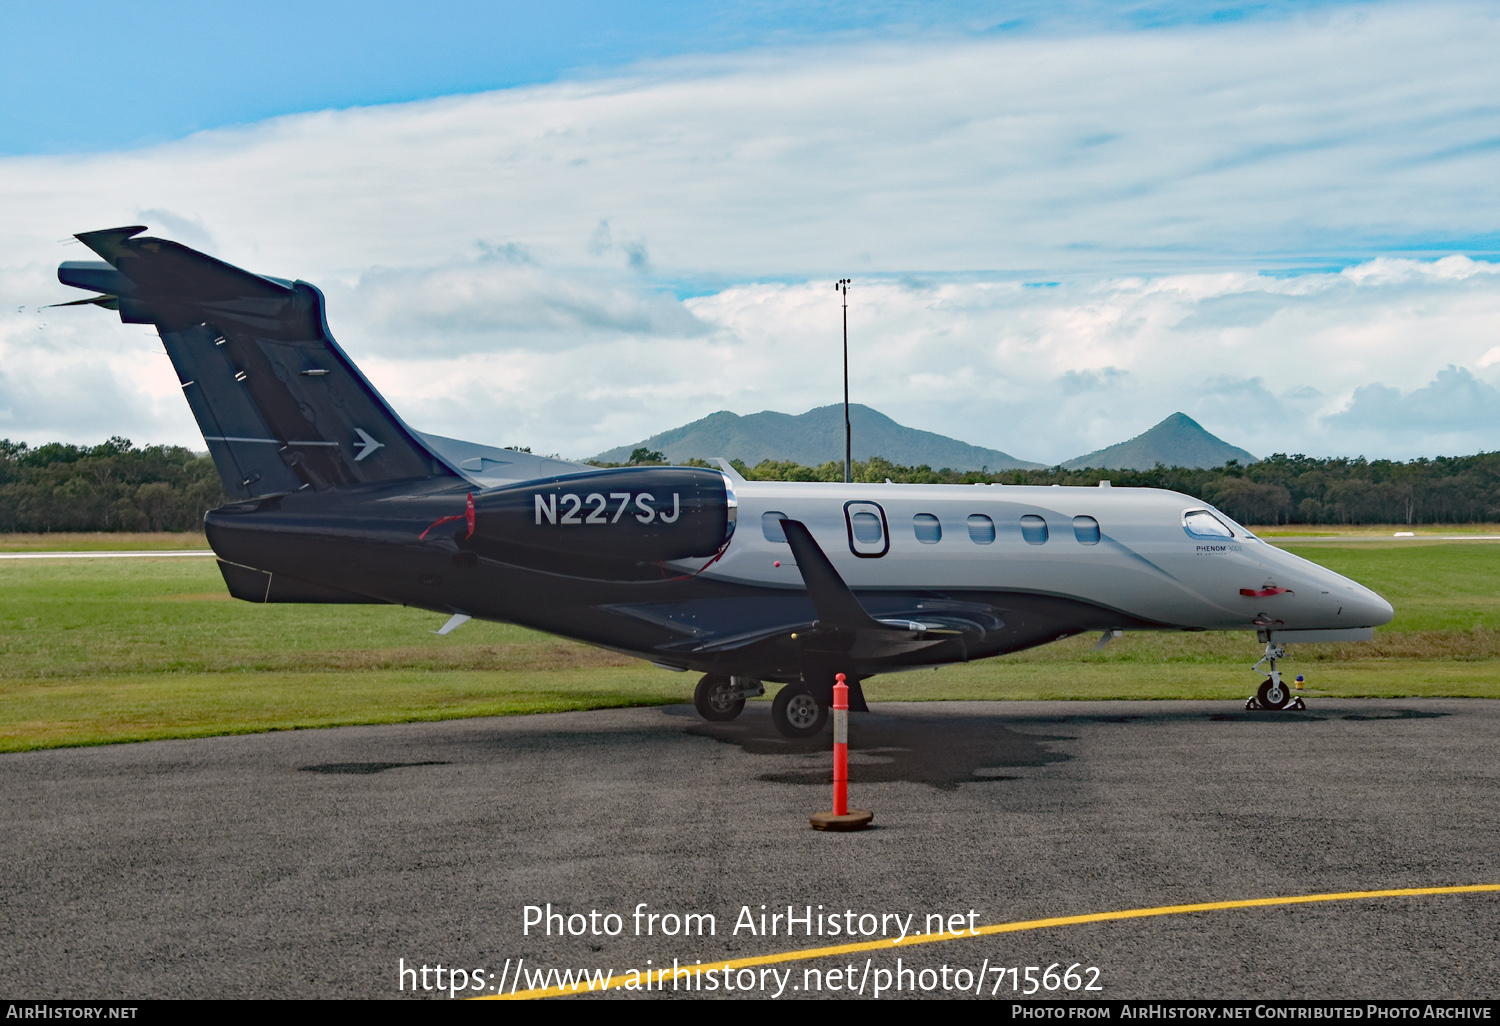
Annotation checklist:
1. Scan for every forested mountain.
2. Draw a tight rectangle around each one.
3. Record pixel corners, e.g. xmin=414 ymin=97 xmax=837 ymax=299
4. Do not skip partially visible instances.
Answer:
xmin=593 ymin=404 xmax=1042 ymax=470
xmin=1062 ymin=413 xmax=1257 ymax=470
xmin=596 ymin=405 xmax=1257 ymax=471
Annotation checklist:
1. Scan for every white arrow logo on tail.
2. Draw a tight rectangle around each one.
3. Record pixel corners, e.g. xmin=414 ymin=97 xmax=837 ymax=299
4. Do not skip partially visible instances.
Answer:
xmin=353 ymin=428 xmax=385 ymax=462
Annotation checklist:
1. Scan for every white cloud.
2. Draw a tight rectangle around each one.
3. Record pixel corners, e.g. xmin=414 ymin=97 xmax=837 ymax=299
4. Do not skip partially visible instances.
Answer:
xmin=326 ymin=261 xmax=707 ymax=354
xmin=661 ymin=266 xmax=1500 ymax=463
xmin=4 ymin=3 xmax=1500 ymax=278
xmin=0 ymin=266 xmax=195 ymax=446
xmin=1321 ymin=365 xmax=1500 ymax=450
xmin=2 ymin=2 xmax=1499 ymax=461
xmin=313 ymin=262 xmax=1500 ymax=463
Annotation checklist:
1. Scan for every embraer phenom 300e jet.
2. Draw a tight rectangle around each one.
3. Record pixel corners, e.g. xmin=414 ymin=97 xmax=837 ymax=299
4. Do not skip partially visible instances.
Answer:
xmin=56 ymin=227 xmax=1394 ymax=736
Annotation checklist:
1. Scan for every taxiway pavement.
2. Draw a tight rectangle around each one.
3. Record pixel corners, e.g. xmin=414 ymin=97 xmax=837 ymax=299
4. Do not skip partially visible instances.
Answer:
xmin=2 ymin=698 xmax=1496 ymax=999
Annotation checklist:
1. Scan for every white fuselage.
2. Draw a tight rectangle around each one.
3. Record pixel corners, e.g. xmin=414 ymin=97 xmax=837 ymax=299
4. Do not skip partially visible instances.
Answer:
xmin=696 ymin=480 xmax=1394 ymax=633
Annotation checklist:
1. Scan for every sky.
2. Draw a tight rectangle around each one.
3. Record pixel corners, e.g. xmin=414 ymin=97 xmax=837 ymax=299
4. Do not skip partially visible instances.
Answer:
xmin=2 ymin=0 xmax=1499 ymax=465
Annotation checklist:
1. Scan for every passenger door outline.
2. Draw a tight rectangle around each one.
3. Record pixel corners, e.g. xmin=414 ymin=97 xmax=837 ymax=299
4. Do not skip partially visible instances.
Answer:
xmin=844 ymin=500 xmax=890 ymax=558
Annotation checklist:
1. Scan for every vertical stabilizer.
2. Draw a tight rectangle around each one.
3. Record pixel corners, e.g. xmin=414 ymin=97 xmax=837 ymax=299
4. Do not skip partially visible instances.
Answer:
xmin=57 ymin=229 xmax=458 ymax=499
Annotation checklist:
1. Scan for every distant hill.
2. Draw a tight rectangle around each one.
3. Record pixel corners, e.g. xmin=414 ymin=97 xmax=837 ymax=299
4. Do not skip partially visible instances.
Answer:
xmin=592 ymin=404 xmax=1042 ymax=470
xmin=1062 ymin=413 xmax=1257 ymax=470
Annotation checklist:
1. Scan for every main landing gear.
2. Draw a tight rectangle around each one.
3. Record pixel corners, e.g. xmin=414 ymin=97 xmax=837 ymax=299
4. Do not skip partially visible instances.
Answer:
xmin=691 ymin=674 xmax=855 ymax=738
xmin=771 ymin=683 xmax=829 ymax=738
xmin=1245 ymin=641 xmax=1306 ymax=711
xmin=692 ymin=674 xmax=764 ymax=722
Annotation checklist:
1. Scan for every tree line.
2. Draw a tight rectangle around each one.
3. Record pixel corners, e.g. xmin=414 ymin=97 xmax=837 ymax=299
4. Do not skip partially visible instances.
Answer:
xmin=0 ymin=438 xmax=226 ymax=533
xmin=5 ymin=438 xmax=1499 ymax=532
xmin=678 ymin=452 xmax=1500 ymax=526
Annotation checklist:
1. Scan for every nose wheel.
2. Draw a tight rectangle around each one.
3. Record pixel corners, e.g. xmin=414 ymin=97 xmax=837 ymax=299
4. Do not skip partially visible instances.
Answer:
xmin=1245 ymin=642 xmax=1306 ymax=711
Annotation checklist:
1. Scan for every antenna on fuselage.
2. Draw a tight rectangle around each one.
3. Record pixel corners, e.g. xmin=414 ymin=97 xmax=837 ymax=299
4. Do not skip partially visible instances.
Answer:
xmin=836 ymin=278 xmax=852 ymax=484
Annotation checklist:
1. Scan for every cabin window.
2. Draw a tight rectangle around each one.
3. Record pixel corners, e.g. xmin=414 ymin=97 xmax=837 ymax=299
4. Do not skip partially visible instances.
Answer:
xmin=913 ymin=513 xmax=942 ymax=544
xmin=1182 ymin=509 xmax=1234 ymax=539
xmin=762 ymin=511 xmax=788 ymax=543
xmin=851 ymin=511 xmax=882 ymax=542
xmin=1073 ymin=515 xmax=1101 ymax=545
xmin=1021 ymin=514 xmax=1049 ymax=545
xmin=967 ymin=514 xmax=995 ymax=544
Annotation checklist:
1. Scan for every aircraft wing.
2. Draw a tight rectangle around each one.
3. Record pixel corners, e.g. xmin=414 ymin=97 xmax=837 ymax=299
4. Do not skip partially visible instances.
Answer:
xmin=774 ymin=519 xmax=972 ymax=659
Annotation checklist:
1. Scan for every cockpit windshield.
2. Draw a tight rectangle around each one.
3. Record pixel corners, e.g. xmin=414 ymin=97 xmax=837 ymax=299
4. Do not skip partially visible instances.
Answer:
xmin=1184 ymin=509 xmax=1233 ymax=539
xmin=1182 ymin=508 xmax=1260 ymax=541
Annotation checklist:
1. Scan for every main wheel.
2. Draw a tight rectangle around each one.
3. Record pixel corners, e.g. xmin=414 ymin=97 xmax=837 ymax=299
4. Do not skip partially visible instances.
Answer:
xmin=1257 ymin=676 xmax=1292 ymax=710
xmin=694 ymin=674 xmax=745 ymax=721
xmin=771 ymin=684 xmax=828 ymax=738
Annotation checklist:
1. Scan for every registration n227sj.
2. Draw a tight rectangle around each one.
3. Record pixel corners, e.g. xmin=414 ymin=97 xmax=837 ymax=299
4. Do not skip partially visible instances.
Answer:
xmin=56 ymin=227 xmax=1394 ymax=735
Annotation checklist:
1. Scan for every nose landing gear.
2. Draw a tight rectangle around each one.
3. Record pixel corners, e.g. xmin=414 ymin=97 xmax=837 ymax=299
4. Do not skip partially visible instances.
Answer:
xmin=1245 ymin=642 xmax=1306 ymax=711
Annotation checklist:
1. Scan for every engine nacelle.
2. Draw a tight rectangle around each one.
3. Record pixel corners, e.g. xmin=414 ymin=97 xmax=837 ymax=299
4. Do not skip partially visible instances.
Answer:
xmin=469 ymin=466 xmax=736 ymax=564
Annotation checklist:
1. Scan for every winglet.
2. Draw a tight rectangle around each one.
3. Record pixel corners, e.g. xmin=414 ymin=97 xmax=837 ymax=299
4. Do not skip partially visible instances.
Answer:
xmin=779 ymin=519 xmax=881 ymax=630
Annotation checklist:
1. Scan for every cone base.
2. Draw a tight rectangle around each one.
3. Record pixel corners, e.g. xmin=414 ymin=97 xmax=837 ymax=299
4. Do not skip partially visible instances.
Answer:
xmin=810 ymin=809 xmax=874 ymax=831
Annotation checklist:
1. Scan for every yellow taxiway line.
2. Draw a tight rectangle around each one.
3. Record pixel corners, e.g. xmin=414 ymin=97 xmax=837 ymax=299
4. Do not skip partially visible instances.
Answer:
xmin=486 ymin=884 xmax=1500 ymax=1000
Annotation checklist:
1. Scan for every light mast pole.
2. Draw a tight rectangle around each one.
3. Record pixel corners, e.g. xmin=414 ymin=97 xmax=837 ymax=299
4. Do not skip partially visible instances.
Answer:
xmin=836 ymin=278 xmax=851 ymax=483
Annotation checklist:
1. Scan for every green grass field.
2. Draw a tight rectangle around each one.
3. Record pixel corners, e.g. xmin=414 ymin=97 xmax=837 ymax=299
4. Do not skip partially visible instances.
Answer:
xmin=3 ymin=535 xmax=1498 ymax=751
xmin=0 ymin=531 xmax=211 ymax=552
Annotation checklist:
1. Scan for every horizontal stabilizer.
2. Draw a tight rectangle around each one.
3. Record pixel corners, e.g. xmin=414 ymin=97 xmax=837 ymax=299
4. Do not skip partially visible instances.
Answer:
xmin=46 ymin=294 xmax=120 ymax=310
xmin=417 ymin=432 xmax=589 ymax=487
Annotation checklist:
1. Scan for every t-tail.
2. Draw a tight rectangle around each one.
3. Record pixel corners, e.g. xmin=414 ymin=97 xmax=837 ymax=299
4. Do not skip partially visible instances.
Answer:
xmin=56 ymin=226 xmax=459 ymax=499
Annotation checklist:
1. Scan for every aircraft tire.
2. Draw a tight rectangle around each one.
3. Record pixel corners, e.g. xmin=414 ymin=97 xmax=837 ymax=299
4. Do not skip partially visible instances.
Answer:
xmin=694 ymin=674 xmax=745 ymax=722
xmin=771 ymin=684 xmax=828 ymax=738
xmin=1256 ymin=676 xmax=1292 ymax=710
